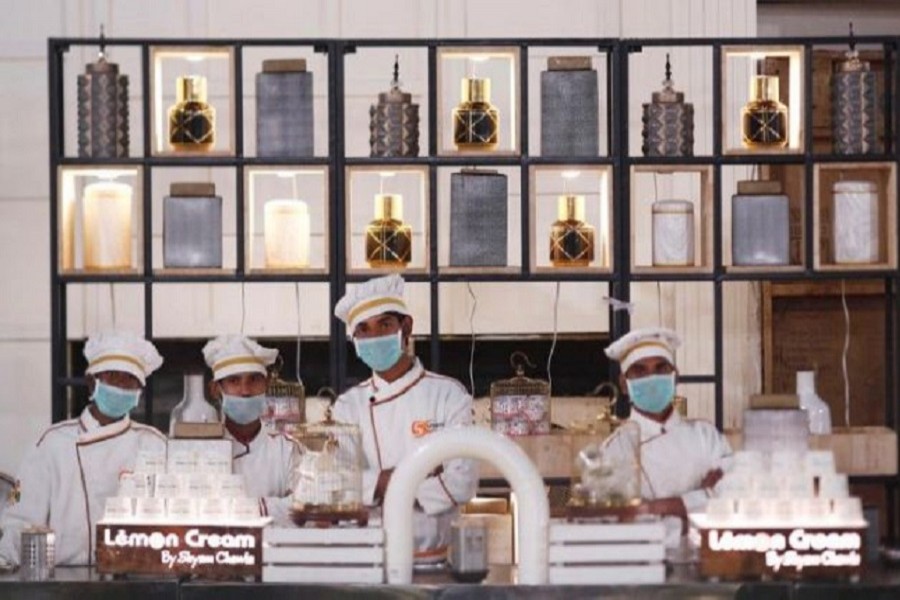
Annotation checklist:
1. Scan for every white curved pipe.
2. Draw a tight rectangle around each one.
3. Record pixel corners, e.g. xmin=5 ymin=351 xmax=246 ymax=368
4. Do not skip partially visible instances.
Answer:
xmin=383 ymin=427 xmax=549 ymax=585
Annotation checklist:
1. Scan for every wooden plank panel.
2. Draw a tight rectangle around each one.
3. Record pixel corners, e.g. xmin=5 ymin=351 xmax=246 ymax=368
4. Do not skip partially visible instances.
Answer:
xmin=263 ymin=545 xmax=383 ymax=565
xmin=548 ymin=563 xmax=666 ymax=585
xmin=264 ymin=526 xmax=384 ymax=545
xmin=262 ymin=565 xmax=384 ymax=584
xmin=549 ymin=542 xmax=665 ymax=563
xmin=549 ymin=521 xmax=666 ymax=543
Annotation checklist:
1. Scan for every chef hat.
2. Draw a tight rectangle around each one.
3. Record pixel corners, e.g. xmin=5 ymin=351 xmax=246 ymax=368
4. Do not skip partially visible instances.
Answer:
xmin=334 ymin=274 xmax=410 ymax=334
xmin=202 ymin=334 xmax=278 ymax=381
xmin=604 ymin=327 xmax=682 ymax=373
xmin=84 ymin=331 xmax=163 ymax=386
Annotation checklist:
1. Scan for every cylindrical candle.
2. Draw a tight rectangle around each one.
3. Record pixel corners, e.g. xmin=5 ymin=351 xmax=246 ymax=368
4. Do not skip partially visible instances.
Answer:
xmin=652 ymin=199 xmax=695 ymax=266
xmin=82 ymin=181 xmax=132 ymax=270
xmin=264 ymin=199 xmax=311 ymax=268
xmin=833 ymin=180 xmax=878 ymax=264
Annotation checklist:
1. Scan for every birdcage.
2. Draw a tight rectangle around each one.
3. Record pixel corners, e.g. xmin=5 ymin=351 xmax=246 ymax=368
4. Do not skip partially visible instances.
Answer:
xmin=289 ymin=393 xmax=367 ymax=527
xmin=265 ymin=356 xmax=305 ymax=433
xmin=490 ymin=352 xmax=551 ymax=436
xmin=567 ymin=420 xmax=642 ymax=518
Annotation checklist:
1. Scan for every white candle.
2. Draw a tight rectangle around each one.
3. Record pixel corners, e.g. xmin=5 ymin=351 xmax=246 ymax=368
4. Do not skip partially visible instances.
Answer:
xmin=264 ymin=199 xmax=310 ymax=268
xmin=833 ymin=180 xmax=878 ymax=264
xmin=83 ymin=181 xmax=133 ymax=269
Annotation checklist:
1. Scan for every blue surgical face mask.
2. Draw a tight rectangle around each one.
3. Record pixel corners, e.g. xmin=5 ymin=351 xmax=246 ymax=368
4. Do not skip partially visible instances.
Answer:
xmin=221 ymin=393 xmax=267 ymax=425
xmin=354 ymin=330 xmax=404 ymax=373
xmin=627 ymin=373 xmax=676 ymax=415
xmin=92 ymin=381 xmax=141 ymax=419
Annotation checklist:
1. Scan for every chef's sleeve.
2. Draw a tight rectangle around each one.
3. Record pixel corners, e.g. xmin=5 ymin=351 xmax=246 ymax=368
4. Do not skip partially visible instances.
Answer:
xmin=260 ymin=436 xmax=301 ymax=527
xmin=680 ymin=423 xmax=734 ymax=514
xmin=0 ymin=443 xmax=52 ymax=566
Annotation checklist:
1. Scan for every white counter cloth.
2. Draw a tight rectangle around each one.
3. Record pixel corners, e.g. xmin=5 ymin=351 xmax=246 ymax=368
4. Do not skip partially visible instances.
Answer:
xmin=333 ymin=358 xmax=478 ymax=560
xmin=226 ymin=427 xmax=299 ymax=527
xmin=0 ymin=407 xmax=166 ymax=566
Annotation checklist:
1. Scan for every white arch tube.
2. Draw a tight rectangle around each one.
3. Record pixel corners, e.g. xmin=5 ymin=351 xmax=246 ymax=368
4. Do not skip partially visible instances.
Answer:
xmin=383 ymin=427 xmax=549 ymax=585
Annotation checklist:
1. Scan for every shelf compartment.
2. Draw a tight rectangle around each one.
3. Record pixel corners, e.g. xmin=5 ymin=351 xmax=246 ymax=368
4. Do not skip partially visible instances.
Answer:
xmin=721 ymin=45 xmax=805 ymax=156
xmin=813 ymin=162 xmax=897 ymax=272
xmin=436 ymin=46 xmax=521 ymax=157
xmin=529 ymin=165 xmax=612 ymax=274
xmin=346 ymin=165 xmax=429 ymax=276
xmin=58 ymin=165 xmax=145 ymax=277
xmin=150 ymin=46 xmax=236 ymax=157
xmin=245 ymin=166 xmax=330 ymax=275
xmin=630 ymin=165 xmax=713 ymax=274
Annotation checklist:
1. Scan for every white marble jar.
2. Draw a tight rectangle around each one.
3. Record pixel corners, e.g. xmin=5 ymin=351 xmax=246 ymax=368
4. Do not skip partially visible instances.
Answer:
xmin=833 ymin=180 xmax=879 ymax=264
xmin=652 ymin=199 xmax=695 ymax=266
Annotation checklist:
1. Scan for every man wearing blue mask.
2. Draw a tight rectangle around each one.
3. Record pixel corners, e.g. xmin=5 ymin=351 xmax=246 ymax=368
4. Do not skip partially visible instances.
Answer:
xmin=332 ymin=274 xmax=478 ymax=563
xmin=202 ymin=335 xmax=298 ymax=526
xmin=0 ymin=331 xmax=167 ymax=567
xmin=603 ymin=327 xmax=732 ymax=547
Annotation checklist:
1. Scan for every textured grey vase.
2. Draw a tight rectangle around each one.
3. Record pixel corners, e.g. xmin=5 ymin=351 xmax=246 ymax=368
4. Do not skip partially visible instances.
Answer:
xmin=163 ymin=183 xmax=223 ymax=268
xmin=256 ymin=59 xmax=314 ymax=157
xmin=732 ymin=181 xmax=790 ymax=266
xmin=540 ymin=56 xmax=598 ymax=157
xmin=77 ymin=55 xmax=129 ymax=158
xmin=450 ymin=170 xmax=508 ymax=267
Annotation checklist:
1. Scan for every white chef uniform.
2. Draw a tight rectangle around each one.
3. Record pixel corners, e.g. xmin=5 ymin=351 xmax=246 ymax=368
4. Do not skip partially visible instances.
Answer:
xmin=332 ymin=358 xmax=478 ymax=560
xmin=603 ymin=408 xmax=733 ymax=545
xmin=203 ymin=334 xmax=299 ymax=527
xmin=0 ymin=407 xmax=166 ymax=566
xmin=226 ymin=427 xmax=299 ymax=526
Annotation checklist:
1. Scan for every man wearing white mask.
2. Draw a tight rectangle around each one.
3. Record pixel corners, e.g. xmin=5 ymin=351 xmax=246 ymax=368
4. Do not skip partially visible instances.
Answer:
xmin=0 ymin=331 xmax=166 ymax=567
xmin=603 ymin=327 xmax=732 ymax=547
xmin=202 ymin=334 xmax=298 ymax=526
xmin=333 ymin=274 xmax=478 ymax=562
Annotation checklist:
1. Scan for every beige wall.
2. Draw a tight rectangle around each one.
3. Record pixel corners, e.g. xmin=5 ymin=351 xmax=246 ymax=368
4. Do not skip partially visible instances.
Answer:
xmin=0 ymin=0 xmax=757 ymax=474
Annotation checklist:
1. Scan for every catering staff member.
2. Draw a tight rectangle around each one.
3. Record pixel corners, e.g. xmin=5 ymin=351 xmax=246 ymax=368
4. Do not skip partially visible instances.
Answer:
xmin=603 ymin=327 xmax=732 ymax=546
xmin=202 ymin=334 xmax=298 ymax=526
xmin=0 ymin=331 xmax=166 ymax=567
xmin=332 ymin=274 xmax=478 ymax=562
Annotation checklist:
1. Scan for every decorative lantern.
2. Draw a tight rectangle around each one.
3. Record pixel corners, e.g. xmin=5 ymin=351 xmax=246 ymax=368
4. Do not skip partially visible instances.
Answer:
xmin=490 ymin=352 xmax=551 ymax=437
xmin=77 ymin=28 xmax=129 ymax=158
xmin=168 ymin=75 xmax=215 ymax=152
xmin=452 ymin=78 xmax=499 ymax=151
xmin=641 ymin=54 xmax=694 ymax=157
xmin=365 ymin=193 xmax=412 ymax=268
xmin=369 ymin=56 xmax=419 ymax=157
xmin=266 ymin=356 xmax=305 ymax=433
xmin=550 ymin=195 xmax=595 ymax=267
xmin=832 ymin=24 xmax=879 ymax=155
xmin=741 ymin=74 xmax=788 ymax=149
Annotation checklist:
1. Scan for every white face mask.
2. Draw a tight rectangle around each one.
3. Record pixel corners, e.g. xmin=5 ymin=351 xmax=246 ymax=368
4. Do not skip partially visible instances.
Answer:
xmin=220 ymin=393 xmax=267 ymax=425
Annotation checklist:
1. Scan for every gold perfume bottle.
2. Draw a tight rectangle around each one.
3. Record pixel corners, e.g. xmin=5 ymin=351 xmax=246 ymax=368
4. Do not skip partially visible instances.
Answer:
xmin=741 ymin=75 xmax=788 ymax=149
xmin=550 ymin=195 xmax=595 ymax=267
xmin=168 ymin=75 xmax=215 ymax=151
xmin=452 ymin=78 xmax=499 ymax=151
xmin=365 ymin=193 xmax=412 ymax=268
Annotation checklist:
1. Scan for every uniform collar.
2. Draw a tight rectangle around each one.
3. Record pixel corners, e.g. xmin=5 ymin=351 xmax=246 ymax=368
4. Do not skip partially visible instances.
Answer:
xmin=370 ymin=357 xmax=425 ymax=403
xmin=77 ymin=405 xmax=131 ymax=444
xmin=629 ymin=404 xmax=682 ymax=441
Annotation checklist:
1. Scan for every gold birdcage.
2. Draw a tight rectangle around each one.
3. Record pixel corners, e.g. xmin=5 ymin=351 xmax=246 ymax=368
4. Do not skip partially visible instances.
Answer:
xmin=490 ymin=352 xmax=551 ymax=436
xmin=265 ymin=356 xmax=305 ymax=432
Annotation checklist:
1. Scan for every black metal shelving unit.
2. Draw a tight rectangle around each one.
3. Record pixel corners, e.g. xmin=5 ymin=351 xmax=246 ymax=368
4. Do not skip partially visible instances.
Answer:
xmin=48 ymin=35 xmax=900 ymax=539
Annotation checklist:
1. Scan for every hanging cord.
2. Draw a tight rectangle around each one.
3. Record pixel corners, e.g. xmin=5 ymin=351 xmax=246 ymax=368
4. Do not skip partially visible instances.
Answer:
xmin=108 ymin=283 xmax=117 ymax=330
xmin=466 ymin=282 xmax=477 ymax=396
xmin=294 ymin=282 xmax=304 ymax=386
xmin=240 ymin=282 xmax=246 ymax=334
xmin=546 ymin=282 xmax=561 ymax=394
xmin=840 ymin=279 xmax=851 ymax=427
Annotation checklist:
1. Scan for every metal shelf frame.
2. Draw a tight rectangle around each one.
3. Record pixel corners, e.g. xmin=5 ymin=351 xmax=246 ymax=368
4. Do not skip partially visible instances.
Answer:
xmin=48 ymin=35 xmax=900 ymax=537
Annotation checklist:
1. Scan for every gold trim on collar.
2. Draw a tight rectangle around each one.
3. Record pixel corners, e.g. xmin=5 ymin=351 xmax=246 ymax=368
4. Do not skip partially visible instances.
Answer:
xmin=347 ymin=296 xmax=406 ymax=325
xmin=89 ymin=354 xmax=145 ymax=372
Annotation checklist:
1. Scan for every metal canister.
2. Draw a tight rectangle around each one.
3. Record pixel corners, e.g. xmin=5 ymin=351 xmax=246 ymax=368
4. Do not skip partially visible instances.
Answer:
xmin=20 ymin=526 xmax=55 ymax=581
xmin=449 ymin=517 xmax=488 ymax=583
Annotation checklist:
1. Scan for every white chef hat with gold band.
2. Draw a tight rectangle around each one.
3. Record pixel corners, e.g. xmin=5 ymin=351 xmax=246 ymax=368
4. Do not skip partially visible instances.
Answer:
xmin=334 ymin=274 xmax=411 ymax=335
xmin=84 ymin=331 xmax=163 ymax=386
xmin=604 ymin=327 xmax=682 ymax=373
xmin=202 ymin=334 xmax=279 ymax=381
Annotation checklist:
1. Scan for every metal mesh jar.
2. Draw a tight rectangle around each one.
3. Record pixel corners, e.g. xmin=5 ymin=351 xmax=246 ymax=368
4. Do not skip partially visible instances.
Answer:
xmin=290 ymin=421 xmax=363 ymax=514
xmin=490 ymin=352 xmax=551 ymax=436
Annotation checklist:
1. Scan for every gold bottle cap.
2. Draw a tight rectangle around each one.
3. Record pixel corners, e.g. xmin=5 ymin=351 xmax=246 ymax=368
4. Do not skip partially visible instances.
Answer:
xmin=374 ymin=193 xmax=403 ymax=221
xmin=461 ymin=77 xmax=491 ymax=103
xmin=176 ymin=75 xmax=207 ymax=103
xmin=750 ymin=75 xmax=780 ymax=103
xmin=557 ymin=194 xmax=585 ymax=222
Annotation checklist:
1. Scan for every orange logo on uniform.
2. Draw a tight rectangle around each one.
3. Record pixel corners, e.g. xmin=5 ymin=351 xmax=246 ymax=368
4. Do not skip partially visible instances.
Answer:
xmin=411 ymin=420 xmax=432 ymax=437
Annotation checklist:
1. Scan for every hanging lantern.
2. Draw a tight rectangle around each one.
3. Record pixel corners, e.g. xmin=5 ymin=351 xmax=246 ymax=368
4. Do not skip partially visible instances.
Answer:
xmin=266 ymin=356 xmax=305 ymax=433
xmin=490 ymin=352 xmax=551 ymax=436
